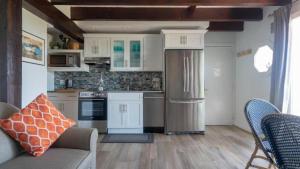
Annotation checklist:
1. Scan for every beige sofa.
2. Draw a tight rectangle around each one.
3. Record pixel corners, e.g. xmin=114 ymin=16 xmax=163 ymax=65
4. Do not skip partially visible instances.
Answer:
xmin=0 ymin=102 xmax=98 ymax=169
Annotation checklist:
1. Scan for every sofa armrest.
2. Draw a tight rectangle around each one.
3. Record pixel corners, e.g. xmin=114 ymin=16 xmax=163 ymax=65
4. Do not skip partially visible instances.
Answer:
xmin=52 ymin=127 xmax=98 ymax=151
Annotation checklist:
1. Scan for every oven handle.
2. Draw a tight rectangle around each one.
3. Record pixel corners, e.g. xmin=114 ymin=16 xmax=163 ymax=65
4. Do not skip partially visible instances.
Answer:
xmin=79 ymin=98 xmax=106 ymax=100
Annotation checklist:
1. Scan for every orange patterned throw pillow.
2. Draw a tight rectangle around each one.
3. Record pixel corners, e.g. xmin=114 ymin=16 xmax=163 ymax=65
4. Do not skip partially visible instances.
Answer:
xmin=0 ymin=94 xmax=75 ymax=157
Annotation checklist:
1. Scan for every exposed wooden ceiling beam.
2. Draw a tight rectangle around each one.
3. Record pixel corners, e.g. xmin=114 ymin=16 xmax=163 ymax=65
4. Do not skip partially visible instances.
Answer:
xmin=71 ymin=7 xmax=263 ymax=21
xmin=23 ymin=0 xmax=84 ymax=43
xmin=51 ymin=0 xmax=291 ymax=7
xmin=208 ymin=22 xmax=244 ymax=31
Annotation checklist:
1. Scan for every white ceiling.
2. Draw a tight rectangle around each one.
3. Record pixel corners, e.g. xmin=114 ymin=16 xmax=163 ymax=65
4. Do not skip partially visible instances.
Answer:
xmin=54 ymin=5 xmax=209 ymax=33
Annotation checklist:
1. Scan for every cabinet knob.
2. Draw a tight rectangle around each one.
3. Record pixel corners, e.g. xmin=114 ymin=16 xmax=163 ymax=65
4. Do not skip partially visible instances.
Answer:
xmin=180 ymin=35 xmax=187 ymax=45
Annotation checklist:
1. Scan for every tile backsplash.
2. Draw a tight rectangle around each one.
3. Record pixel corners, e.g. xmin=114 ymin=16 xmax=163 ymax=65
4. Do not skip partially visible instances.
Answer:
xmin=54 ymin=66 xmax=163 ymax=91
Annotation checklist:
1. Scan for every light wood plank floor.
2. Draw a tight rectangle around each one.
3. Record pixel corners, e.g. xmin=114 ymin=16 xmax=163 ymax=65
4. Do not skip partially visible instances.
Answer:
xmin=96 ymin=126 xmax=266 ymax=169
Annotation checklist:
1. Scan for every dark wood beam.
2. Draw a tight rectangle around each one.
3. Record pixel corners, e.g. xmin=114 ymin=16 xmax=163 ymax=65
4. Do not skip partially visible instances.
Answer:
xmin=71 ymin=7 xmax=263 ymax=21
xmin=51 ymin=0 xmax=291 ymax=7
xmin=0 ymin=0 xmax=22 ymax=107
xmin=208 ymin=21 xmax=244 ymax=31
xmin=23 ymin=0 xmax=84 ymax=43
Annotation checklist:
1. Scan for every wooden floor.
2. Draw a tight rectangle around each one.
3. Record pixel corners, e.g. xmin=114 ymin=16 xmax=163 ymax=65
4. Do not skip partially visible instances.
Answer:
xmin=96 ymin=126 xmax=266 ymax=169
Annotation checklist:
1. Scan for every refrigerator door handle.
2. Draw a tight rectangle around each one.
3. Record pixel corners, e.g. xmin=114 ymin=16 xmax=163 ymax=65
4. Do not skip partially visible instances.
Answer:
xmin=183 ymin=56 xmax=186 ymax=92
xmin=186 ymin=56 xmax=190 ymax=92
xmin=169 ymin=98 xmax=205 ymax=104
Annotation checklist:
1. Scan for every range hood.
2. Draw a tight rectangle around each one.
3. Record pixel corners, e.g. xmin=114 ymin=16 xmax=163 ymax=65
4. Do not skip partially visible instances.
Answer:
xmin=84 ymin=57 xmax=111 ymax=68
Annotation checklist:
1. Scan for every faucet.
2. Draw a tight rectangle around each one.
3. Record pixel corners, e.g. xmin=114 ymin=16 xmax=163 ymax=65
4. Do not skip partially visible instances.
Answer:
xmin=98 ymin=72 xmax=104 ymax=92
xmin=126 ymin=80 xmax=132 ymax=91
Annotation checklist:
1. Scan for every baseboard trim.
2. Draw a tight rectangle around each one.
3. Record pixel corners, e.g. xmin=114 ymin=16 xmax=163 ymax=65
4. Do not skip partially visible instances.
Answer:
xmin=144 ymin=127 xmax=164 ymax=133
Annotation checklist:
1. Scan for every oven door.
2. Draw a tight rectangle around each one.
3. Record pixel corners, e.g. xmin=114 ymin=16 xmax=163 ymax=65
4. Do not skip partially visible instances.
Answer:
xmin=79 ymin=98 xmax=107 ymax=120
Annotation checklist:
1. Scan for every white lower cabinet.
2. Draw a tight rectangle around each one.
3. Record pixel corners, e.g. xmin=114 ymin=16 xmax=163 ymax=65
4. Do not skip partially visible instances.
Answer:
xmin=108 ymin=93 xmax=143 ymax=133
xmin=47 ymin=93 xmax=79 ymax=123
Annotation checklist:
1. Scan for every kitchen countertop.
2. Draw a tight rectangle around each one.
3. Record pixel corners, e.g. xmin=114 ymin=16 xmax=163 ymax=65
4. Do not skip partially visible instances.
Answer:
xmin=48 ymin=89 xmax=164 ymax=93
xmin=47 ymin=89 xmax=82 ymax=93
xmin=106 ymin=90 xmax=164 ymax=93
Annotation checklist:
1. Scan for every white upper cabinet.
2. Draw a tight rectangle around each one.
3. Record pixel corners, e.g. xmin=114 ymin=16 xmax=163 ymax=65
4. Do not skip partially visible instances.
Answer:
xmin=84 ymin=37 xmax=110 ymax=58
xmin=84 ymin=34 xmax=166 ymax=72
xmin=162 ymin=30 xmax=207 ymax=49
xmin=143 ymin=35 xmax=163 ymax=71
xmin=111 ymin=37 xmax=143 ymax=71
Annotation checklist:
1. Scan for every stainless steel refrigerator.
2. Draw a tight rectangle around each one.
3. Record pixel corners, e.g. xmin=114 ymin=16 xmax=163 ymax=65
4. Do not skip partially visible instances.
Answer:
xmin=165 ymin=49 xmax=205 ymax=134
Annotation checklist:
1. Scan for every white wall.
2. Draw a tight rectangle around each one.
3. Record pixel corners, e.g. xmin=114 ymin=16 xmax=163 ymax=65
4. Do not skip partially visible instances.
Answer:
xmin=22 ymin=9 xmax=48 ymax=107
xmin=205 ymin=32 xmax=236 ymax=125
xmin=234 ymin=7 xmax=277 ymax=131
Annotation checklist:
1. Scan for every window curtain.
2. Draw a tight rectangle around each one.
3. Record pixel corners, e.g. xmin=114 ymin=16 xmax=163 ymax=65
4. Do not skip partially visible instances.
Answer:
xmin=270 ymin=5 xmax=292 ymax=113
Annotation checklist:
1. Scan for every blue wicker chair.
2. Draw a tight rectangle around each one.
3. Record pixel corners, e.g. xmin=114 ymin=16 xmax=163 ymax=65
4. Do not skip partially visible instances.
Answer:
xmin=262 ymin=114 xmax=300 ymax=169
xmin=244 ymin=99 xmax=281 ymax=169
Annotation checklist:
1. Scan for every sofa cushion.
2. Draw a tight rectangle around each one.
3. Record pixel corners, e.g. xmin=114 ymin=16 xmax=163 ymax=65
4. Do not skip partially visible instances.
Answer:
xmin=0 ymin=94 xmax=75 ymax=157
xmin=0 ymin=148 xmax=92 ymax=169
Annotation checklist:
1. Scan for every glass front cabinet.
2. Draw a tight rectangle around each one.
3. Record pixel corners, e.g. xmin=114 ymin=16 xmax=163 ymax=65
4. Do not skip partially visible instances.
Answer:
xmin=111 ymin=38 xmax=143 ymax=71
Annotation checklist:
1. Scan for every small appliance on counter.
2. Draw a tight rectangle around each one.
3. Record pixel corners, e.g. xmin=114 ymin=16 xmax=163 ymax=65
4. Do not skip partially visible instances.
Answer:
xmin=152 ymin=78 xmax=161 ymax=91
xmin=78 ymin=91 xmax=108 ymax=133
xmin=65 ymin=79 xmax=73 ymax=89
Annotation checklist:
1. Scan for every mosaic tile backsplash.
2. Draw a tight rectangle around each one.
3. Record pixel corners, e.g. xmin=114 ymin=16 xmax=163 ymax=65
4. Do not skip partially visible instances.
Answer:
xmin=54 ymin=66 xmax=163 ymax=91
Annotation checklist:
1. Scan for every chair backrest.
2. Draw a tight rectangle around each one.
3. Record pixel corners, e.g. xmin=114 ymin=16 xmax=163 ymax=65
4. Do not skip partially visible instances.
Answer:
xmin=0 ymin=102 xmax=23 ymax=164
xmin=244 ymin=99 xmax=281 ymax=158
xmin=262 ymin=114 xmax=300 ymax=169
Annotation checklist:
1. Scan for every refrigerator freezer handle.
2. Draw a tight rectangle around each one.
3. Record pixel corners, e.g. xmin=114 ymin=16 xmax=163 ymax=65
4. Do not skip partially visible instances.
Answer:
xmin=169 ymin=99 xmax=205 ymax=104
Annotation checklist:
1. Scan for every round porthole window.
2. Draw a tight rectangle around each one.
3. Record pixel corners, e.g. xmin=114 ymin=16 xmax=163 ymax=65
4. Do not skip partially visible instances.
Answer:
xmin=254 ymin=45 xmax=273 ymax=73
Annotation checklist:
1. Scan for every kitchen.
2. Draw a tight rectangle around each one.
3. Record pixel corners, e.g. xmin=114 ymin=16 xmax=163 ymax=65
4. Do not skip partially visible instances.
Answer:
xmin=47 ymin=25 xmax=236 ymax=137
xmin=2 ymin=1 xmax=290 ymax=168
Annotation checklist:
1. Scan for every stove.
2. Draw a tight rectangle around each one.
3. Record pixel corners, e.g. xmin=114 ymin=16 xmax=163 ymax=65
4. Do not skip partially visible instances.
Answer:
xmin=79 ymin=91 xmax=107 ymax=98
xmin=78 ymin=91 xmax=107 ymax=133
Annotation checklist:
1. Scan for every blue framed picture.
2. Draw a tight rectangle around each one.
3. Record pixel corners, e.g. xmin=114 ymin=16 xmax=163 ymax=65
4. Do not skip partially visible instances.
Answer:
xmin=22 ymin=31 xmax=45 ymax=66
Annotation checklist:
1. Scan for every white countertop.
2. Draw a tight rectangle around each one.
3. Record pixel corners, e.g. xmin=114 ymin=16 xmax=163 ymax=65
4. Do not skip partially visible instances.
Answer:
xmin=106 ymin=90 xmax=164 ymax=93
xmin=48 ymin=89 xmax=164 ymax=94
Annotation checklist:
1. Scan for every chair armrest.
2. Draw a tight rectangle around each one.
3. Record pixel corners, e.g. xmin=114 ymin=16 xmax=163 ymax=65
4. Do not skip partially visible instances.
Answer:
xmin=52 ymin=127 xmax=98 ymax=151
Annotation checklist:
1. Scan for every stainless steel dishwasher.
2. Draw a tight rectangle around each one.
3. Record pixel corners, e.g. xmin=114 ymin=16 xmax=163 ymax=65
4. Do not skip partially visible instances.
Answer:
xmin=143 ymin=92 xmax=165 ymax=133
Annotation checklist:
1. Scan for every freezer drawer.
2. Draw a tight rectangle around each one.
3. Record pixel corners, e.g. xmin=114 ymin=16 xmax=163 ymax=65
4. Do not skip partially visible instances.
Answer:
xmin=143 ymin=92 xmax=164 ymax=127
xmin=166 ymin=99 xmax=205 ymax=133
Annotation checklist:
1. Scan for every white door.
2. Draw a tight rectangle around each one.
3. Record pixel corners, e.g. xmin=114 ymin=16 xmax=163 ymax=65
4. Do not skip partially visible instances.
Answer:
xmin=205 ymin=46 xmax=235 ymax=125
xmin=63 ymin=100 xmax=78 ymax=122
xmin=51 ymin=101 xmax=64 ymax=112
xmin=143 ymin=36 xmax=163 ymax=71
xmin=111 ymin=38 xmax=127 ymax=71
xmin=124 ymin=101 xmax=143 ymax=128
xmin=97 ymin=38 xmax=110 ymax=57
xmin=85 ymin=38 xmax=110 ymax=58
xmin=128 ymin=38 xmax=143 ymax=71
xmin=84 ymin=38 xmax=100 ymax=57
xmin=108 ymin=102 xmax=124 ymax=128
